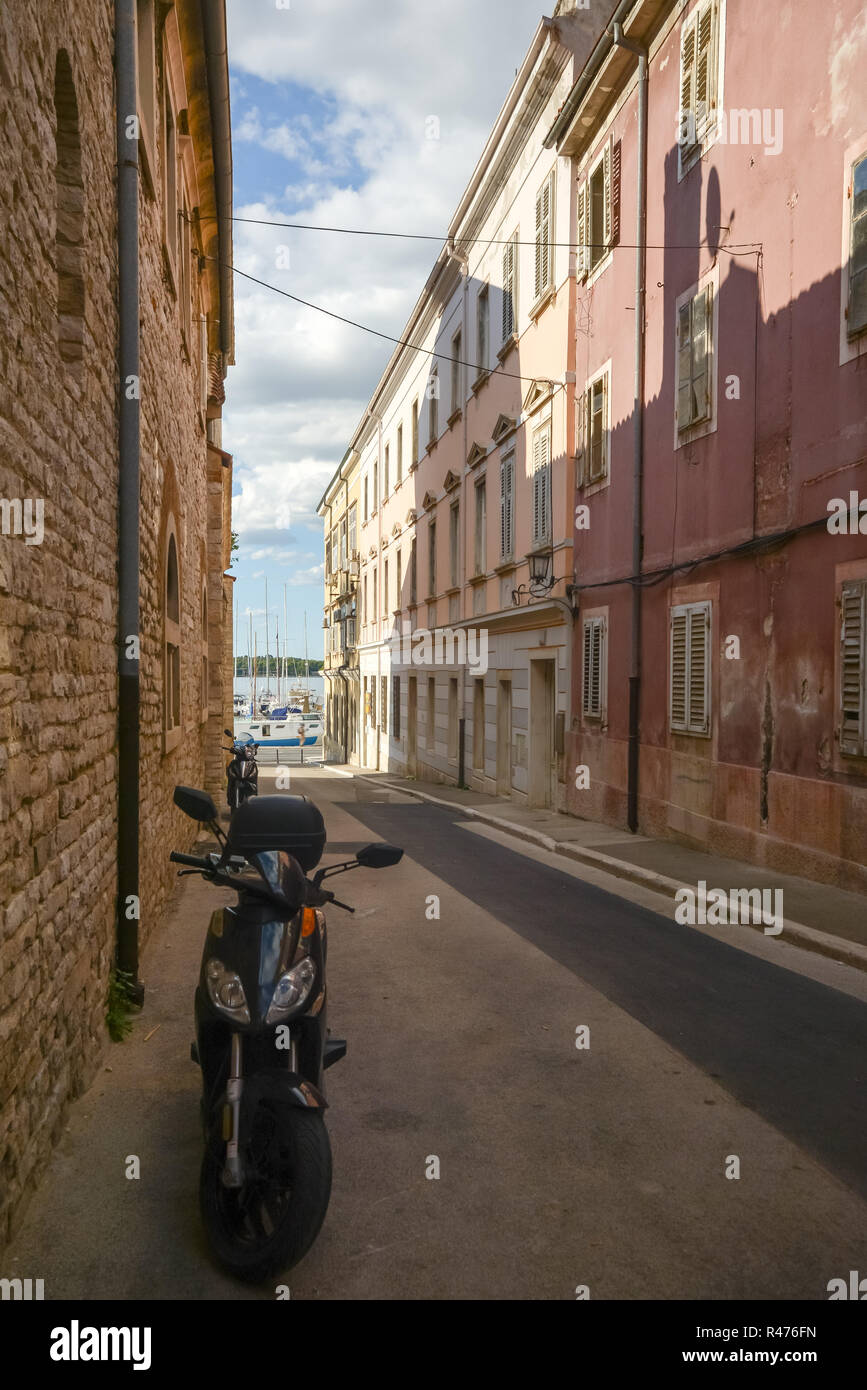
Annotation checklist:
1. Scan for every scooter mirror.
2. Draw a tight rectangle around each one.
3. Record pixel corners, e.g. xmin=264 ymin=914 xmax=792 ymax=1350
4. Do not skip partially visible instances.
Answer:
xmin=356 ymin=842 xmax=403 ymax=869
xmin=173 ymin=785 xmax=219 ymax=823
xmin=224 ymin=728 xmax=234 ymax=739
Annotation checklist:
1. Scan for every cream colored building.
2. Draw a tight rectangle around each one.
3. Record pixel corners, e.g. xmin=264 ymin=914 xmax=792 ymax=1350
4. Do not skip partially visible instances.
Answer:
xmin=317 ymin=451 xmax=361 ymax=764
xmin=320 ymin=8 xmax=600 ymax=805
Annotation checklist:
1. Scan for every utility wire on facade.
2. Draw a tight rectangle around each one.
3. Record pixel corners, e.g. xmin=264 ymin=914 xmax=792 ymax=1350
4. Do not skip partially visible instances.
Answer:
xmin=208 ymin=256 xmax=569 ymax=388
xmin=230 ymin=213 xmax=763 ymax=256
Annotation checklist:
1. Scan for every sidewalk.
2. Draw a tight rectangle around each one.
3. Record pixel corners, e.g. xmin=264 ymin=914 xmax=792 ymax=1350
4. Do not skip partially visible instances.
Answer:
xmin=327 ymin=765 xmax=867 ymax=972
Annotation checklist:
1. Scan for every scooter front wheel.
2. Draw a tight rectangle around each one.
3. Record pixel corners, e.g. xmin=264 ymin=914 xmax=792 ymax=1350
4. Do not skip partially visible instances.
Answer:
xmin=199 ymin=1103 xmax=332 ymax=1283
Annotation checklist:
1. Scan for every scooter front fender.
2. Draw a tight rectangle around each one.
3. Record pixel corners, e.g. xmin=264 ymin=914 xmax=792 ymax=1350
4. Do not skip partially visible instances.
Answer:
xmin=240 ymin=1068 xmax=328 ymax=1132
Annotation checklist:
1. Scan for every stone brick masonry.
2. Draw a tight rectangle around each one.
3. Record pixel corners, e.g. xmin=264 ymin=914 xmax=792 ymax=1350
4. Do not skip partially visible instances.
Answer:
xmin=0 ymin=1 xmax=233 ymax=1247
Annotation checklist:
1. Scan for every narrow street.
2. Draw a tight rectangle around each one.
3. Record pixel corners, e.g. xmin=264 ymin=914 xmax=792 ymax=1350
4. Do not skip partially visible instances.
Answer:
xmin=7 ymin=766 xmax=867 ymax=1300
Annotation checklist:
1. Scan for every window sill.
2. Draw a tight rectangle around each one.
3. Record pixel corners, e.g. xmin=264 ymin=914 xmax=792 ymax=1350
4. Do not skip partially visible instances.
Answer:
xmin=468 ymin=571 xmax=487 ymax=585
xmin=494 ymin=559 xmax=516 ymax=575
xmin=529 ymin=284 xmax=555 ymax=321
xmin=471 ymin=370 xmax=490 ymax=395
xmin=427 ymin=436 xmax=439 ymax=454
xmin=675 ymin=411 xmax=715 ymax=449
xmin=447 ymin=408 xmax=462 ymax=429
xmin=163 ymin=725 xmax=181 ymax=756
xmin=497 ymin=333 xmax=518 ymax=364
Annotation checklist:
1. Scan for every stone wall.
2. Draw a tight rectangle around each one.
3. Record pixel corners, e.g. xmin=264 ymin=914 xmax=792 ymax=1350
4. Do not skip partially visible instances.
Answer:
xmin=0 ymin=1 xmax=233 ymax=1248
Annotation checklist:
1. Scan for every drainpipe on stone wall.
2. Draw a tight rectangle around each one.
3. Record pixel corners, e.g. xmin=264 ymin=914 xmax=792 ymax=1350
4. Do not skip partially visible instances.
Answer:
xmin=612 ymin=22 xmax=648 ymax=835
xmin=115 ymin=0 xmax=144 ymax=1003
xmin=448 ymin=237 xmax=470 ymax=788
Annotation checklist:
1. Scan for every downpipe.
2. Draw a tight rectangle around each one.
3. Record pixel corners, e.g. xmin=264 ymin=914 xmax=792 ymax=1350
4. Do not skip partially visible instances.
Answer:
xmin=612 ymin=22 xmax=648 ymax=835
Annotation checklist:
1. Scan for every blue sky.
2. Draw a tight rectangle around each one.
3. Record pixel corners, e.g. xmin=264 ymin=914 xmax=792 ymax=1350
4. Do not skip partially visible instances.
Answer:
xmin=223 ymin=0 xmax=551 ymax=663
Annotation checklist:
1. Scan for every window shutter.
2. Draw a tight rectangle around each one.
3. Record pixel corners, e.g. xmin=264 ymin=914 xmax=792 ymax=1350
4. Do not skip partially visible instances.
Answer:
xmin=502 ymin=236 xmax=515 ymax=340
xmin=850 ymin=155 xmax=867 ymax=336
xmin=500 ymin=458 xmax=507 ymax=557
xmin=603 ymin=139 xmax=613 ymax=248
xmin=583 ymin=618 xmax=604 ymax=717
xmin=582 ymin=621 xmax=593 ymax=715
xmin=670 ymin=609 xmax=688 ymax=730
xmin=610 ymin=141 xmax=622 ymax=248
xmin=677 ymin=301 xmax=692 ymax=428
xmin=695 ymin=2 xmax=716 ymax=139
xmin=534 ymin=186 xmax=544 ymax=300
xmin=576 ymin=179 xmax=588 ymax=280
xmin=600 ymin=372 xmax=609 ymax=479
xmin=841 ymin=582 xmax=866 ymax=755
xmin=688 ymin=603 xmax=710 ymax=733
xmin=679 ymin=16 xmax=697 ymax=151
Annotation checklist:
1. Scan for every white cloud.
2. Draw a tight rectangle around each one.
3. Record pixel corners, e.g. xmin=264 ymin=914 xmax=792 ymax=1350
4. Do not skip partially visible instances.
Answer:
xmin=223 ymin=0 xmax=547 ymax=560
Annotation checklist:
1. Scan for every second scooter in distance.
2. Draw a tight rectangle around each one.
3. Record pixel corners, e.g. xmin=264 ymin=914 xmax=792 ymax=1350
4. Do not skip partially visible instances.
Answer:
xmin=225 ymin=728 xmax=258 ymax=810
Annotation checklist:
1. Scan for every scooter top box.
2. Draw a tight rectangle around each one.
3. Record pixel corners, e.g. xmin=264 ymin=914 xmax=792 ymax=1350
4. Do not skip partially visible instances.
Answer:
xmin=226 ymin=794 xmax=326 ymax=871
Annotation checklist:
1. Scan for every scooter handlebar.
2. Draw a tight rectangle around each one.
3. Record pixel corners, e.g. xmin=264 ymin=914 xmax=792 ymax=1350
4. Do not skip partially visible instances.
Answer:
xmin=170 ymin=851 xmax=211 ymax=869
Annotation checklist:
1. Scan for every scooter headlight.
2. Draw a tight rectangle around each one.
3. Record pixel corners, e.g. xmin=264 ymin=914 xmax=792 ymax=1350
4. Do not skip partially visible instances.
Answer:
xmin=206 ymin=959 xmax=251 ymax=1022
xmin=265 ymin=957 xmax=316 ymax=1023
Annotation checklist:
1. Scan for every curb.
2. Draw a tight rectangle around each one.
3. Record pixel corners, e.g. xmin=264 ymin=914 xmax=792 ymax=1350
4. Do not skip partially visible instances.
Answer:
xmin=365 ymin=775 xmax=867 ymax=974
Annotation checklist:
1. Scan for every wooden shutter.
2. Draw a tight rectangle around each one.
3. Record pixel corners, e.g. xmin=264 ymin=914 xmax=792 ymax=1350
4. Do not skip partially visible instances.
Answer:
xmin=688 ymin=603 xmax=710 ymax=733
xmin=695 ymin=1 xmax=716 ymax=140
xmin=500 ymin=454 xmax=513 ymax=558
xmin=679 ymin=15 xmax=698 ymax=152
xmin=841 ymin=582 xmax=866 ymax=755
xmin=677 ymin=300 xmax=692 ymax=429
xmin=670 ymin=608 xmax=689 ymax=730
xmin=532 ymin=426 xmax=551 ymax=543
xmin=535 ymin=174 xmax=552 ymax=301
xmin=848 ymin=155 xmax=867 ymax=336
xmin=502 ymin=235 xmax=515 ymax=340
xmin=582 ymin=620 xmax=593 ymax=715
xmin=576 ymin=179 xmax=588 ymax=281
xmin=603 ymin=139 xmax=612 ymax=248
xmin=610 ymin=140 xmax=622 ymax=248
xmin=583 ymin=618 xmax=604 ymax=717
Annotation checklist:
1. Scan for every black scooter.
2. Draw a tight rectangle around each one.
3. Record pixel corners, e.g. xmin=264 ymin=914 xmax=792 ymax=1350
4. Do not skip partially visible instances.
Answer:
xmin=225 ymin=727 xmax=258 ymax=810
xmin=170 ymin=783 xmax=402 ymax=1282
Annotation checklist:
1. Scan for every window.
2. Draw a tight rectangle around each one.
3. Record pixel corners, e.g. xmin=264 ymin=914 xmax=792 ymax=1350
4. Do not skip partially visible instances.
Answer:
xmin=848 ymin=152 xmax=867 ymax=338
xmin=677 ymin=285 xmax=713 ymax=431
xmin=384 ymin=443 xmax=390 ymax=498
xmin=582 ymin=617 xmax=606 ymax=719
xmin=410 ymin=537 xmax=417 ymax=605
xmin=531 ymin=423 xmax=551 ymax=546
xmin=577 ymin=138 xmax=619 ymax=280
xmin=581 ymin=370 xmax=609 ymax=486
xmin=451 ymin=329 xmax=462 ymax=417
xmin=54 ymin=50 xmax=85 ymax=371
xmin=179 ymin=186 xmax=193 ymax=350
xmin=502 ymin=230 xmax=518 ymax=341
xmin=395 ymin=549 xmax=402 ymax=612
xmin=841 ymin=580 xmax=867 ymax=756
xmin=678 ymin=1 xmax=721 ymax=168
xmin=449 ymin=501 xmax=460 ymax=587
xmin=670 ymin=601 xmax=711 ymax=735
xmin=363 ymin=573 xmax=368 ymax=625
xmin=348 ymin=503 xmax=357 ymax=557
xmin=164 ymin=521 xmax=181 ymax=750
xmin=428 ymin=370 xmax=439 ymax=443
xmin=339 ymin=518 xmax=348 ymax=571
xmin=199 ymin=314 xmax=208 ymax=415
xmin=397 ymin=423 xmax=403 ymax=484
xmin=162 ymin=62 xmax=178 ymax=282
xmin=200 ymin=580 xmax=209 ymax=722
xmin=135 ymin=0 xmax=157 ymax=183
xmin=473 ymin=678 xmax=485 ymax=769
xmin=476 ymin=285 xmax=489 ymax=377
xmin=383 ymin=558 xmax=389 ymax=616
xmin=381 ymin=676 xmax=388 ymax=735
xmin=534 ymin=171 xmax=555 ymax=303
xmin=372 ymin=459 xmax=378 ymax=510
xmin=448 ymin=678 xmax=458 ymax=761
xmin=500 ymin=451 xmax=514 ymax=560
xmin=370 ymin=674 xmax=377 ymax=728
xmin=372 ymin=566 xmax=378 ymax=626
xmin=392 ymin=675 xmax=401 ymax=740
xmin=363 ymin=475 xmax=369 ymax=522
xmin=427 ymin=676 xmax=436 ymax=749
xmin=474 ymin=478 xmax=486 ymax=576
xmin=428 ymin=520 xmax=437 ymax=597
xmin=325 ymin=533 xmax=332 ymax=576
xmin=411 ymin=399 xmax=419 ymax=465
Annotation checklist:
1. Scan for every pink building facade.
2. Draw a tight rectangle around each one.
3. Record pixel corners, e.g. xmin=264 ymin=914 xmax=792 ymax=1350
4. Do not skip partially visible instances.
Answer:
xmin=552 ymin=0 xmax=867 ymax=888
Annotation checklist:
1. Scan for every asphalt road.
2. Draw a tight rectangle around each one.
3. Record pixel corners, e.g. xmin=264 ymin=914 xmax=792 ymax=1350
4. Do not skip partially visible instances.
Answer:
xmin=5 ymin=767 xmax=867 ymax=1300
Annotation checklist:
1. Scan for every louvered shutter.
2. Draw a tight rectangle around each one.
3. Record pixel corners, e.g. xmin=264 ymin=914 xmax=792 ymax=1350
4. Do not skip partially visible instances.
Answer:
xmin=600 ymin=372 xmax=609 ymax=480
xmin=679 ymin=16 xmax=697 ymax=152
xmin=670 ymin=609 xmax=688 ymax=730
xmin=695 ymin=2 xmax=716 ymax=141
xmin=688 ymin=603 xmax=710 ymax=733
xmin=502 ymin=237 xmax=515 ymax=341
xmin=576 ymin=179 xmax=588 ymax=280
xmin=677 ymin=301 xmax=692 ymax=428
xmin=610 ymin=140 xmax=622 ymax=248
xmin=535 ymin=181 xmax=551 ymax=301
xmin=506 ymin=455 xmax=514 ymax=556
xmin=691 ymin=287 xmax=709 ymax=423
xmin=841 ymin=582 xmax=866 ymax=755
xmin=500 ymin=455 xmax=514 ymax=558
xmin=592 ymin=620 xmax=604 ymax=716
xmin=603 ymin=139 xmax=612 ymax=248
xmin=582 ymin=621 xmax=593 ymax=714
